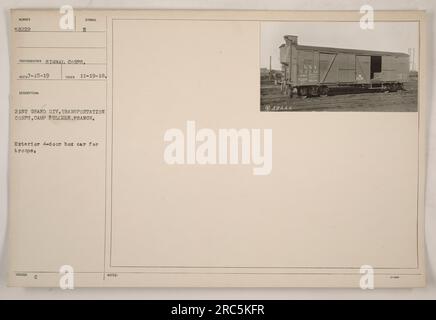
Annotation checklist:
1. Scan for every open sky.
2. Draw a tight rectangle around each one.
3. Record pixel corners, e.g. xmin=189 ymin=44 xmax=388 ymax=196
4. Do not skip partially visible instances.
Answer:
xmin=260 ymin=21 xmax=419 ymax=71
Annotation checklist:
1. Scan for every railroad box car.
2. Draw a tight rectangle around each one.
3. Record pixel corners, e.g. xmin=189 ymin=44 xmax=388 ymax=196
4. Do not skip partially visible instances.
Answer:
xmin=279 ymin=35 xmax=410 ymax=97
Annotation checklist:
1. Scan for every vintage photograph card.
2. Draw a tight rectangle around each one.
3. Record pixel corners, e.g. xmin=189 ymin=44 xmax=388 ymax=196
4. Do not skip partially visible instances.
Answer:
xmin=8 ymin=9 xmax=426 ymax=287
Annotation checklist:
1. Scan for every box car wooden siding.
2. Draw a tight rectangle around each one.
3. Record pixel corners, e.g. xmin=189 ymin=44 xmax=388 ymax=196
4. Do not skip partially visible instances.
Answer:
xmin=279 ymin=35 xmax=410 ymax=91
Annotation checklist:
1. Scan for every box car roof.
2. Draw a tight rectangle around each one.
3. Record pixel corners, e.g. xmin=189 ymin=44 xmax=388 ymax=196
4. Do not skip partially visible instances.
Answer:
xmin=292 ymin=44 xmax=409 ymax=57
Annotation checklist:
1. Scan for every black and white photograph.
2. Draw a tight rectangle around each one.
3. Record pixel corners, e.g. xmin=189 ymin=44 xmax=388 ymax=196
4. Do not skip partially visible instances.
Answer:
xmin=260 ymin=22 xmax=419 ymax=112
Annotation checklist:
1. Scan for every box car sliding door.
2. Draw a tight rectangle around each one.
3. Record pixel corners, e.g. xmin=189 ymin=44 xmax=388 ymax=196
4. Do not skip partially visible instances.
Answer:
xmin=320 ymin=53 xmax=371 ymax=85
xmin=320 ymin=53 xmax=356 ymax=84
xmin=337 ymin=54 xmax=355 ymax=83
xmin=356 ymin=55 xmax=371 ymax=84
xmin=319 ymin=53 xmax=336 ymax=84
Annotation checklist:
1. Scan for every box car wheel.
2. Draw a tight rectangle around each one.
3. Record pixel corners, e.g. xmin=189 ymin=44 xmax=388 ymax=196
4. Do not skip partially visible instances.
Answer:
xmin=298 ymin=86 xmax=308 ymax=98
xmin=385 ymin=83 xmax=396 ymax=92
xmin=309 ymin=86 xmax=319 ymax=97
xmin=319 ymin=86 xmax=329 ymax=97
xmin=390 ymin=83 xmax=399 ymax=92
